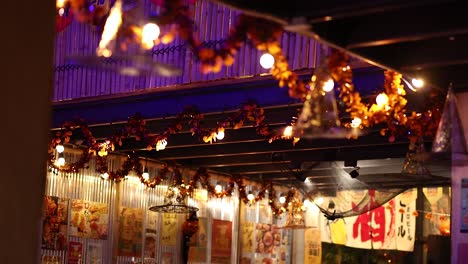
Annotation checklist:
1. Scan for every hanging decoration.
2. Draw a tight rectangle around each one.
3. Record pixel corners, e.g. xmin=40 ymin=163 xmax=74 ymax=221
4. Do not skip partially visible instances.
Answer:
xmin=293 ymin=48 xmax=348 ymax=139
xmin=278 ymin=189 xmax=315 ymax=229
xmin=432 ymin=85 xmax=467 ymax=154
xmin=401 ymin=138 xmax=431 ymax=176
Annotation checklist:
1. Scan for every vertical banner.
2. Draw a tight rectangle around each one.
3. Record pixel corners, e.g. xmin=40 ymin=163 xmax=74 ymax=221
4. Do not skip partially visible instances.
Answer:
xmin=70 ymin=200 xmax=109 ymax=239
xmin=395 ymin=189 xmax=417 ymax=251
xmin=86 ymin=242 xmax=103 ymax=264
xmin=118 ymin=207 xmax=144 ymax=257
xmin=67 ymin=241 xmax=83 ymax=264
xmin=42 ymin=196 xmax=68 ymax=250
xmin=211 ymin=219 xmax=232 ymax=263
xmin=161 ymin=213 xmax=178 ymax=246
xmin=279 ymin=229 xmax=292 ymax=264
xmin=144 ymin=210 xmax=159 ymax=262
xmin=241 ymin=222 xmax=255 ymax=253
xmin=304 ymin=229 xmax=321 ymax=264
xmin=189 ymin=217 xmax=208 ymax=262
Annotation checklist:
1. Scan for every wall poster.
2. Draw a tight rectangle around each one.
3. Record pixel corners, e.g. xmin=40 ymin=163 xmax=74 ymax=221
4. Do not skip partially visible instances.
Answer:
xmin=255 ymin=223 xmax=281 ymax=255
xmin=42 ymin=196 xmax=68 ymax=250
xmin=118 ymin=207 xmax=144 ymax=257
xmin=70 ymin=200 xmax=108 ymax=239
xmin=67 ymin=241 xmax=83 ymax=264
xmin=41 ymin=255 xmax=61 ymax=264
xmin=211 ymin=219 xmax=232 ymax=264
xmin=188 ymin=217 xmax=208 ymax=262
xmin=241 ymin=222 xmax=255 ymax=253
xmin=144 ymin=210 xmax=159 ymax=262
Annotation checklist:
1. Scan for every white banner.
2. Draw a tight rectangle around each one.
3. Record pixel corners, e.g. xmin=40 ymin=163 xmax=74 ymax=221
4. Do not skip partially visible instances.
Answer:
xmin=320 ymin=189 xmax=417 ymax=252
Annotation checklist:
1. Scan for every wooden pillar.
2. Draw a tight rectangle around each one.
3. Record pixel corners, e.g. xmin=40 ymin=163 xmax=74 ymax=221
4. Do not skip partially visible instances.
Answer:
xmin=0 ymin=0 xmax=55 ymax=262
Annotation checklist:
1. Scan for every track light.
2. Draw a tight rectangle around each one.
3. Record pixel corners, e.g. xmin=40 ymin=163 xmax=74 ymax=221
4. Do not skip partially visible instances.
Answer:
xmin=349 ymin=167 xmax=360 ymax=178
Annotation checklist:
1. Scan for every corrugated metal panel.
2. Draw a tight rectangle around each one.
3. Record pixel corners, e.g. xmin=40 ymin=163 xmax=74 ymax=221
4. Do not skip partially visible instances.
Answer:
xmin=52 ymin=0 xmax=319 ymax=102
xmin=42 ymin=152 xmax=241 ymax=263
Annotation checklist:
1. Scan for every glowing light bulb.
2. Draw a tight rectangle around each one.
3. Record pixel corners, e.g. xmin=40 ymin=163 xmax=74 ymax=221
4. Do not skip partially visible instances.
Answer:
xmin=376 ymin=93 xmax=389 ymax=107
xmin=57 ymin=156 xmax=65 ymax=167
xmin=283 ymin=126 xmax=293 ymax=137
xmin=142 ymin=168 xmax=150 ymax=181
xmin=216 ymin=128 xmax=225 ymax=140
xmin=351 ymin=117 xmax=362 ymax=128
xmin=247 ymin=192 xmax=255 ymax=201
xmin=156 ymin=139 xmax=167 ymax=151
xmin=322 ymin=78 xmax=334 ymax=92
xmin=411 ymin=78 xmax=424 ymax=89
xmin=173 ymin=187 xmax=179 ymax=194
xmin=101 ymin=172 xmax=109 ymax=180
xmin=279 ymin=196 xmax=286 ymax=204
xmin=259 ymin=53 xmax=275 ymax=69
xmin=142 ymin=23 xmax=160 ymax=49
xmin=314 ymin=197 xmax=324 ymax=206
xmin=58 ymin=8 xmax=65 ymax=16
xmin=56 ymin=144 xmax=65 ymax=153
xmin=215 ymin=184 xmax=223 ymax=194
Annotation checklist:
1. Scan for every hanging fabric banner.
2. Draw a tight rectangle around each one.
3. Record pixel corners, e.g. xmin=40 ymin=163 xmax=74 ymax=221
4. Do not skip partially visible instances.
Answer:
xmin=320 ymin=189 xmax=417 ymax=251
xmin=161 ymin=213 xmax=178 ymax=246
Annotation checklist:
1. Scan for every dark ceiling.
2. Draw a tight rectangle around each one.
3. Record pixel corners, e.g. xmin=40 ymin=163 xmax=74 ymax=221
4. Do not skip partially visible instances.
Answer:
xmin=53 ymin=0 xmax=457 ymax=193
xmin=216 ymin=0 xmax=468 ymax=91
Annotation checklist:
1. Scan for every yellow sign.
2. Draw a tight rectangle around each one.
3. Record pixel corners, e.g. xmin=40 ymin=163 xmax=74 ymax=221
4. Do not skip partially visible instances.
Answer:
xmin=241 ymin=222 xmax=254 ymax=253
xmin=161 ymin=213 xmax=178 ymax=246
xmin=304 ymin=229 xmax=321 ymax=264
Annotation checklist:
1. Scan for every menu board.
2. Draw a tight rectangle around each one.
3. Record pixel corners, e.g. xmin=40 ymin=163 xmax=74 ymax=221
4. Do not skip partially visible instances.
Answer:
xmin=70 ymin=200 xmax=108 ymax=239
xmin=42 ymin=196 xmax=68 ymax=250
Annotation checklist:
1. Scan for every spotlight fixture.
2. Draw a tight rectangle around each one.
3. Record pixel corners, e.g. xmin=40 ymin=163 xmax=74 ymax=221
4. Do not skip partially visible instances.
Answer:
xmin=328 ymin=199 xmax=335 ymax=210
xmin=349 ymin=167 xmax=360 ymax=179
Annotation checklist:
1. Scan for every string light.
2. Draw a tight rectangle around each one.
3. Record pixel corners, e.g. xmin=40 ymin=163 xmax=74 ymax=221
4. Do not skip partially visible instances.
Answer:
xmin=259 ymin=53 xmax=275 ymax=69
xmin=376 ymin=93 xmax=389 ymax=107
xmin=215 ymin=183 xmax=223 ymax=194
xmin=156 ymin=139 xmax=167 ymax=151
xmin=351 ymin=117 xmax=362 ymax=128
xmin=283 ymin=125 xmax=293 ymax=137
xmin=279 ymin=194 xmax=286 ymax=204
xmin=411 ymin=78 xmax=424 ymax=89
xmin=142 ymin=23 xmax=160 ymax=49
xmin=56 ymin=144 xmax=65 ymax=153
xmin=142 ymin=167 xmax=150 ymax=181
xmin=322 ymin=78 xmax=335 ymax=92
xmin=57 ymin=153 xmax=65 ymax=166
xmin=247 ymin=191 xmax=255 ymax=202
xmin=216 ymin=127 xmax=225 ymax=140
xmin=101 ymin=172 xmax=109 ymax=180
